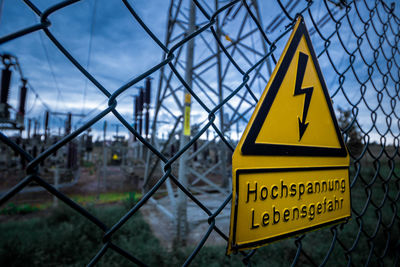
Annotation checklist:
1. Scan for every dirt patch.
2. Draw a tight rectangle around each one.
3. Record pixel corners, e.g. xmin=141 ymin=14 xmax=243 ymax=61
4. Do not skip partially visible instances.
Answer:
xmin=140 ymin=193 xmax=231 ymax=250
xmin=1 ymin=161 xmax=232 ymax=250
xmin=0 ymin=165 xmax=142 ymax=205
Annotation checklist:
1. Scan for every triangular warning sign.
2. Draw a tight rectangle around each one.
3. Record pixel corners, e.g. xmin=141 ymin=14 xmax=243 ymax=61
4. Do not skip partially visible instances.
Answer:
xmin=241 ymin=17 xmax=347 ymax=157
xmin=228 ymin=17 xmax=351 ymax=255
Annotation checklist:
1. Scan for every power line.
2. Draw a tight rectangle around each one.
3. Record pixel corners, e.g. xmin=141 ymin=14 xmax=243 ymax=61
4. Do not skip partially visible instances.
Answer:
xmin=0 ymin=0 xmax=4 ymax=27
xmin=75 ymin=98 xmax=108 ymax=126
xmin=81 ymin=0 xmax=98 ymax=115
xmin=37 ymin=26 xmax=68 ymax=111
xmin=26 ymin=81 xmax=51 ymax=112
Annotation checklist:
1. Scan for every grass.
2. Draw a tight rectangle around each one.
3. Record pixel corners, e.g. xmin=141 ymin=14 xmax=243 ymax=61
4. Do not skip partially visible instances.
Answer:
xmin=0 ymin=203 xmax=39 ymax=215
xmin=0 ymin=192 xmax=141 ymax=215
xmin=0 ymin=202 xmax=304 ymax=266
xmin=0 ymin=164 xmax=398 ymax=266
xmin=0 ymin=204 xmax=166 ymax=266
xmin=71 ymin=191 xmax=140 ymax=205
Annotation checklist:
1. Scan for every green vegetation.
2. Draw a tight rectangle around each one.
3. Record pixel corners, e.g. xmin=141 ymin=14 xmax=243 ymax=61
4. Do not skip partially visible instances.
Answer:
xmin=0 ymin=203 xmax=39 ymax=215
xmin=0 ymin=165 xmax=398 ymax=266
xmin=337 ymin=107 xmax=363 ymax=156
xmin=0 ymin=201 xmax=300 ymax=266
xmin=0 ymin=192 xmax=141 ymax=216
xmin=71 ymin=192 xmax=141 ymax=205
xmin=0 ymin=204 xmax=163 ymax=266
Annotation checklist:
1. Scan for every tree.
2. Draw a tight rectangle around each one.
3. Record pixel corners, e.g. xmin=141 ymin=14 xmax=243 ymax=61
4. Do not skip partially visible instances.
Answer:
xmin=337 ymin=107 xmax=363 ymax=156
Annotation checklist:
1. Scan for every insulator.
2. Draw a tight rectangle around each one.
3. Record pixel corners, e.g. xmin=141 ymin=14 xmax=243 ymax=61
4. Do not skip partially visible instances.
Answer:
xmin=145 ymin=111 xmax=149 ymax=138
xmin=103 ymin=120 xmax=107 ymax=140
xmin=139 ymin=110 xmax=143 ymax=136
xmin=18 ymin=80 xmax=27 ymax=115
xmin=1 ymin=68 xmax=11 ymax=104
xmin=44 ymin=111 xmax=49 ymax=132
xmin=44 ymin=111 xmax=49 ymax=140
xmin=139 ymin=88 xmax=144 ymax=112
xmin=138 ymin=90 xmax=143 ymax=136
xmin=203 ymin=146 xmax=209 ymax=160
xmin=133 ymin=98 xmax=138 ymax=141
xmin=86 ymin=135 xmax=93 ymax=152
xmin=145 ymin=77 xmax=151 ymax=105
xmin=67 ymin=142 xmax=76 ymax=169
xmin=34 ymin=120 xmax=38 ymax=136
xmin=27 ymin=119 xmax=31 ymax=139
xmin=193 ymin=140 xmax=198 ymax=161
xmin=134 ymin=96 xmax=139 ymax=117
xmin=65 ymin=113 xmax=72 ymax=135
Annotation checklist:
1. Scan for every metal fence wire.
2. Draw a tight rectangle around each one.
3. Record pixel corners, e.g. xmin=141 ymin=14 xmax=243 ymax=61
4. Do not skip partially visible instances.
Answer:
xmin=1 ymin=0 xmax=400 ymax=266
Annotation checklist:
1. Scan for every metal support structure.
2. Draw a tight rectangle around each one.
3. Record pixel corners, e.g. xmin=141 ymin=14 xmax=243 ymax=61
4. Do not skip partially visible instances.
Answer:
xmin=102 ymin=121 xmax=107 ymax=188
xmin=144 ymin=0 xmax=274 ymax=243
xmin=175 ymin=0 xmax=196 ymax=247
xmin=138 ymin=89 xmax=144 ymax=159
xmin=0 ymin=0 xmax=398 ymax=265
xmin=215 ymin=0 xmax=228 ymax=189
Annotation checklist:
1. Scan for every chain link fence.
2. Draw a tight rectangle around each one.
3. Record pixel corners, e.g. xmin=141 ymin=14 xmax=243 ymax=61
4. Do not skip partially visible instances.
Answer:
xmin=1 ymin=0 xmax=399 ymax=266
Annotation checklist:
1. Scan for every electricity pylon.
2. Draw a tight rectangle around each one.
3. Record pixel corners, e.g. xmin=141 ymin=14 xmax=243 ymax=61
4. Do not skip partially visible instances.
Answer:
xmin=144 ymin=0 xmax=283 ymax=245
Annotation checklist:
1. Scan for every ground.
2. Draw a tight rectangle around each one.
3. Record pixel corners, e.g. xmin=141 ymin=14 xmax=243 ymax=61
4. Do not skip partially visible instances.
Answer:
xmin=0 ymin=163 xmax=231 ymax=249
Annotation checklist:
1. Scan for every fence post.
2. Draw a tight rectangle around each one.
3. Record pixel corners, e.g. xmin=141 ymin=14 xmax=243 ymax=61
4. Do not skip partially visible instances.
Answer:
xmin=53 ymin=166 xmax=59 ymax=207
xmin=102 ymin=121 xmax=107 ymax=188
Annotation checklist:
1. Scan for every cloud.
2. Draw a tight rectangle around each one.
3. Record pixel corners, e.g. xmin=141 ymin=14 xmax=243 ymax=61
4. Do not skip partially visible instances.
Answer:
xmin=1 ymin=0 xmax=399 ymax=144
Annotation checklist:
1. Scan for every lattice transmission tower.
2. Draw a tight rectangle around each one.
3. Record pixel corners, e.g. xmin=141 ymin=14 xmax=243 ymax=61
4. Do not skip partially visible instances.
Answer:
xmin=143 ymin=0 xmax=293 ymax=245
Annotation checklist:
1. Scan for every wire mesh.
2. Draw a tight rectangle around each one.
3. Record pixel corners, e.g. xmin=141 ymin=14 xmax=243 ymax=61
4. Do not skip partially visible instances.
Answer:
xmin=0 ymin=0 xmax=399 ymax=266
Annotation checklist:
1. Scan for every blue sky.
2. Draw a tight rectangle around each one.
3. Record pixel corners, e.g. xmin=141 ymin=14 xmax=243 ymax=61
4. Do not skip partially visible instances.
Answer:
xmin=1 ymin=0 xmax=170 ymax=138
xmin=1 ymin=0 xmax=399 ymax=144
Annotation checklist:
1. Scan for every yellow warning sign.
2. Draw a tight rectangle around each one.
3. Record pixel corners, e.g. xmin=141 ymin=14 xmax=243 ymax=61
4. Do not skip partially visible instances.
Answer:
xmin=184 ymin=93 xmax=191 ymax=136
xmin=227 ymin=16 xmax=351 ymax=254
xmin=255 ymin=46 xmax=340 ymax=148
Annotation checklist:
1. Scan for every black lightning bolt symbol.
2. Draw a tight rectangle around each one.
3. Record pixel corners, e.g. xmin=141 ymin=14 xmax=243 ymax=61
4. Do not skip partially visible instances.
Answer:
xmin=294 ymin=52 xmax=314 ymax=141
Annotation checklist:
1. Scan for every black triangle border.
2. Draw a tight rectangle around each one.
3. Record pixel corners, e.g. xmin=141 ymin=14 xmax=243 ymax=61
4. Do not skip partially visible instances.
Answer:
xmin=241 ymin=18 xmax=347 ymax=157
